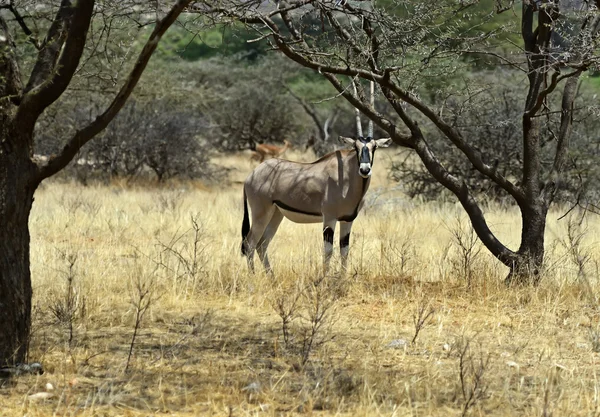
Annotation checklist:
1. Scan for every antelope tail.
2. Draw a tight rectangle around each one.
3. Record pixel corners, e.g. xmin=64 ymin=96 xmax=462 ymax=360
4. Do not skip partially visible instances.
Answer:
xmin=241 ymin=188 xmax=250 ymax=255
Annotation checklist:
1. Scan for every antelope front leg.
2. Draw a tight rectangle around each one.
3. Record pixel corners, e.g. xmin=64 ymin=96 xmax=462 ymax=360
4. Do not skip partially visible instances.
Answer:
xmin=339 ymin=221 xmax=352 ymax=275
xmin=322 ymin=219 xmax=336 ymax=276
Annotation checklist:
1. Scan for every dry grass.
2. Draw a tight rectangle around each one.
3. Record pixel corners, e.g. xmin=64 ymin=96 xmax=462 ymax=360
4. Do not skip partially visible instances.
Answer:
xmin=3 ymin=150 xmax=600 ymax=416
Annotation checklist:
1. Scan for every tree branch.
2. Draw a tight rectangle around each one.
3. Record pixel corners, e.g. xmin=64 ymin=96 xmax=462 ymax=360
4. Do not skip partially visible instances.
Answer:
xmin=0 ymin=14 xmax=22 ymax=106
xmin=3 ymin=1 xmax=40 ymax=49
xmin=23 ymin=1 xmax=73 ymax=95
xmin=34 ymin=0 xmax=194 ymax=182
xmin=521 ymin=1 xmax=536 ymax=55
xmin=543 ymin=75 xmax=580 ymax=202
xmin=285 ymin=85 xmax=326 ymax=141
xmin=411 ymin=134 xmax=519 ymax=268
xmin=17 ymin=0 xmax=93 ymax=127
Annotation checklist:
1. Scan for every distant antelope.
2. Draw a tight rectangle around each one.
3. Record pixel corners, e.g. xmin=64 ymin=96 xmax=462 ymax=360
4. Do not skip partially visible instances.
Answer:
xmin=241 ymin=81 xmax=391 ymax=274
xmin=250 ymin=139 xmax=292 ymax=162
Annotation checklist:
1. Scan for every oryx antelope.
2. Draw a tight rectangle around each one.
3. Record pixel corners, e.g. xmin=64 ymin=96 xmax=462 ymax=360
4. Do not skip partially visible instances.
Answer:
xmin=241 ymin=81 xmax=391 ymax=274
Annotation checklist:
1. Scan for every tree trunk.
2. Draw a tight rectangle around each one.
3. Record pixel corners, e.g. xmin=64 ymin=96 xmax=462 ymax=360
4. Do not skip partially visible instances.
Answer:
xmin=506 ymin=202 xmax=548 ymax=285
xmin=0 ymin=135 xmax=38 ymax=365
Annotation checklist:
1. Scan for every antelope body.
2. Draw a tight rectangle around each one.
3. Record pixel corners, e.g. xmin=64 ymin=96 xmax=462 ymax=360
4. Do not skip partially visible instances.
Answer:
xmin=250 ymin=139 xmax=292 ymax=162
xmin=240 ymin=81 xmax=390 ymax=274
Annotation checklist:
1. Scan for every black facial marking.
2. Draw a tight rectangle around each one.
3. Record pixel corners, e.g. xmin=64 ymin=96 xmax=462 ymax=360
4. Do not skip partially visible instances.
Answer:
xmin=340 ymin=233 xmax=350 ymax=248
xmin=323 ymin=226 xmax=334 ymax=244
xmin=359 ymin=146 xmax=370 ymax=164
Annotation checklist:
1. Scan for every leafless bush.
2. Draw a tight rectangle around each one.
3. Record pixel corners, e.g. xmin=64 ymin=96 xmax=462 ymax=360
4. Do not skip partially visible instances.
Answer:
xmin=271 ymin=281 xmax=304 ymax=348
xmin=156 ymin=189 xmax=187 ymax=218
xmin=81 ymin=199 xmax=102 ymax=217
xmin=559 ymin=213 xmax=592 ymax=282
xmin=446 ymin=215 xmax=482 ymax=288
xmin=49 ymin=251 xmax=86 ymax=348
xmin=378 ymin=226 xmax=416 ymax=277
xmin=270 ymin=274 xmax=339 ymax=366
xmin=456 ymin=337 xmax=490 ymax=417
xmin=299 ymin=277 xmax=339 ymax=365
xmin=125 ymin=267 xmax=158 ymax=373
xmin=153 ymin=214 xmax=208 ymax=297
xmin=411 ymin=296 xmax=435 ymax=345
xmin=58 ymin=192 xmax=85 ymax=217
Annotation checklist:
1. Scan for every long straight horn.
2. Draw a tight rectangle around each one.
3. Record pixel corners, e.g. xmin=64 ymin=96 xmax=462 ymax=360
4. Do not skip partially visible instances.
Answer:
xmin=351 ymin=80 xmax=364 ymax=138
xmin=368 ymin=80 xmax=374 ymax=138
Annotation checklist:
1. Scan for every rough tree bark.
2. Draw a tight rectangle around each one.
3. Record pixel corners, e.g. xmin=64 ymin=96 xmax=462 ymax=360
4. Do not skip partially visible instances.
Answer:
xmin=0 ymin=0 xmax=193 ymax=366
xmin=0 ymin=150 xmax=37 ymax=364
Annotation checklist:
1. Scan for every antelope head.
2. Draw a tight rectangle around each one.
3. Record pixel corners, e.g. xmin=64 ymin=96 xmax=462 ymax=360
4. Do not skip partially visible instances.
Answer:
xmin=340 ymin=80 xmax=391 ymax=178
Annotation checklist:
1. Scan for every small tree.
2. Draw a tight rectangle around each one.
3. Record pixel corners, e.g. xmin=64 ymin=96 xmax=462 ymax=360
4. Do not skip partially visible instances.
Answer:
xmin=204 ymin=0 xmax=600 ymax=283
xmin=0 ymin=0 xmax=193 ymax=365
xmin=194 ymin=56 xmax=304 ymax=151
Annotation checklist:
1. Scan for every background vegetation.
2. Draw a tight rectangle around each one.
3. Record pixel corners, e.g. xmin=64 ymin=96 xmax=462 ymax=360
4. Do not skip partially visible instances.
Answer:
xmin=4 ymin=1 xmax=600 ymax=415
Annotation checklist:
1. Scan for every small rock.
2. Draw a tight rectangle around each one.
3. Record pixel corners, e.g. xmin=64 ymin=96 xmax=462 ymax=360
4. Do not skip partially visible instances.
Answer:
xmin=554 ymin=363 xmax=568 ymax=372
xmin=506 ymin=361 xmax=520 ymax=369
xmin=387 ymin=339 xmax=407 ymax=349
xmin=443 ymin=343 xmax=451 ymax=351
xmin=242 ymin=382 xmax=261 ymax=393
xmin=28 ymin=392 xmax=53 ymax=401
xmin=45 ymin=383 xmax=54 ymax=391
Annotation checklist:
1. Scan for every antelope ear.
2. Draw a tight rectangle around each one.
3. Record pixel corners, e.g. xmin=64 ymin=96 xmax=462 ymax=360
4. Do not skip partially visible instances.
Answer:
xmin=339 ymin=136 xmax=355 ymax=146
xmin=374 ymin=138 xmax=392 ymax=148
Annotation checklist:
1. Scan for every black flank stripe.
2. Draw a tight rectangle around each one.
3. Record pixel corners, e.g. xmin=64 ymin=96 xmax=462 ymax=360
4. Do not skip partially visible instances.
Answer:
xmin=274 ymin=200 xmax=322 ymax=217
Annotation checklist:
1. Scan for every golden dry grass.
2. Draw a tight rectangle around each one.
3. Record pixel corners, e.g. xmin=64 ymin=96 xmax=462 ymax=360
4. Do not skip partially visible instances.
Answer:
xmin=2 ymin=150 xmax=600 ymax=416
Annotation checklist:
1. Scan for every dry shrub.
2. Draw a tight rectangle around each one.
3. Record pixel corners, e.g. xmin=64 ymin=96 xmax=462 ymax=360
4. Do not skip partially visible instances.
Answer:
xmin=270 ymin=272 xmax=340 ymax=366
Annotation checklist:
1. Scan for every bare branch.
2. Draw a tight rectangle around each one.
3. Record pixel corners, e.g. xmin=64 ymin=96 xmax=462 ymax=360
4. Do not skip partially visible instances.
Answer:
xmin=410 ymin=135 xmax=519 ymax=267
xmin=543 ymin=76 xmax=580 ymax=202
xmin=0 ymin=15 xmax=22 ymax=105
xmin=284 ymin=85 xmax=327 ymax=141
xmin=3 ymin=1 xmax=40 ymax=49
xmin=35 ymin=0 xmax=195 ymax=181
xmin=18 ymin=1 xmax=94 ymax=126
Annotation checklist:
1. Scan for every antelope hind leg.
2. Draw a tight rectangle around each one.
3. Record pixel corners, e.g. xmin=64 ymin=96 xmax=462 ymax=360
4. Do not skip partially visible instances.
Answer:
xmin=322 ymin=218 xmax=337 ymax=276
xmin=245 ymin=206 xmax=276 ymax=274
xmin=339 ymin=221 xmax=352 ymax=275
xmin=256 ymin=209 xmax=284 ymax=275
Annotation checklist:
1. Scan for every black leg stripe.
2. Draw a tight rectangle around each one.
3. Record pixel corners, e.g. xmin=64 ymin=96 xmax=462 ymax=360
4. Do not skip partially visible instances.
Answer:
xmin=323 ymin=227 xmax=334 ymax=244
xmin=340 ymin=234 xmax=350 ymax=248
